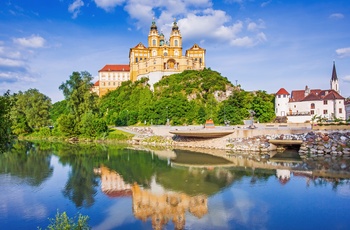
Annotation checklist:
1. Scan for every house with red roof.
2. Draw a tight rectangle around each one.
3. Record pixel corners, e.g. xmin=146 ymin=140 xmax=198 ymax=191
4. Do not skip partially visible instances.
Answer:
xmin=275 ymin=62 xmax=346 ymax=123
xmin=97 ymin=64 xmax=130 ymax=97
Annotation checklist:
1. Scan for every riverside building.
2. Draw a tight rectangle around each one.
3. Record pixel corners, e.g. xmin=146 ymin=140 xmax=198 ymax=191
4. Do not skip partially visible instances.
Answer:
xmin=275 ymin=62 xmax=346 ymax=123
xmin=95 ymin=19 xmax=206 ymax=97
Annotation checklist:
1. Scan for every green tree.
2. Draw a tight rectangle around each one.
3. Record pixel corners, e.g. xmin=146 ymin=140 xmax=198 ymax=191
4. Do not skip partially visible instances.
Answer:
xmin=59 ymin=71 xmax=98 ymax=122
xmin=251 ymin=91 xmax=275 ymax=123
xmin=10 ymin=89 xmax=51 ymax=135
xmin=79 ymin=112 xmax=108 ymax=138
xmin=50 ymin=100 xmax=69 ymax=123
xmin=0 ymin=91 xmax=13 ymax=151
xmin=58 ymin=71 xmax=104 ymax=136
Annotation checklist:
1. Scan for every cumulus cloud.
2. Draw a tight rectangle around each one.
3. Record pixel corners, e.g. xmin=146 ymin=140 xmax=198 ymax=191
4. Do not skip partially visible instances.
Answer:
xmin=13 ymin=35 xmax=46 ymax=48
xmin=68 ymin=0 xmax=84 ymax=18
xmin=329 ymin=13 xmax=344 ymax=19
xmin=121 ymin=0 xmax=267 ymax=47
xmin=336 ymin=47 xmax=350 ymax=58
xmin=94 ymin=0 xmax=125 ymax=11
xmin=0 ymin=38 xmax=41 ymax=86
xmin=0 ymin=57 xmax=24 ymax=67
xmin=343 ymin=75 xmax=350 ymax=83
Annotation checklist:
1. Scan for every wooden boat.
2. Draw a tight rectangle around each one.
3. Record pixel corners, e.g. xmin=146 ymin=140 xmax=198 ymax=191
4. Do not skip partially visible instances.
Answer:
xmin=169 ymin=119 xmax=234 ymax=138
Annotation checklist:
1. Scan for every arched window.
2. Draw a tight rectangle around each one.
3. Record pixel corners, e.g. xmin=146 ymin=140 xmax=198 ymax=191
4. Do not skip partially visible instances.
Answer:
xmin=175 ymin=40 xmax=178 ymax=46
xmin=310 ymin=103 xmax=315 ymax=109
xmin=152 ymin=39 xmax=156 ymax=46
xmin=153 ymin=50 xmax=156 ymax=56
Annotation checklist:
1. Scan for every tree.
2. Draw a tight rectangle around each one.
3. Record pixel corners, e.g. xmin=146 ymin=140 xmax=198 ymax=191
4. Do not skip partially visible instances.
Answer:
xmin=10 ymin=89 xmax=51 ymax=135
xmin=0 ymin=91 xmax=12 ymax=151
xmin=59 ymin=71 xmax=98 ymax=123
xmin=251 ymin=91 xmax=275 ymax=123
xmin=50 ymin=100 xmax=69 ymax=123
xmin=58 ymin=71 xmax=103 ymax=136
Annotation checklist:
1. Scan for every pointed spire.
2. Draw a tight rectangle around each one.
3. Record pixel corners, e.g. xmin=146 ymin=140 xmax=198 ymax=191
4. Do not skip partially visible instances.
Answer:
xmin=331 ymin=61 xmax=338 ymax=81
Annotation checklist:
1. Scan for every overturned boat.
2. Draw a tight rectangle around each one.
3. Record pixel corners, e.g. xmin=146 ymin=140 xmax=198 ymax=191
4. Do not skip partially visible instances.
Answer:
xmin=169 ymin=119 xmax=234 ymax=138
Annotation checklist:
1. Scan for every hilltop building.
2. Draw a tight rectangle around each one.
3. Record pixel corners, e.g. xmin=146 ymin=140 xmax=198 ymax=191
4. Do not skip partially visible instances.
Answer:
xmin=275 ymin=62 xmax=346 ymax=123
xmin=96 ymin=64 xmax=130 ymax=97
xmin=95 ymin=19 xmax=206 ymax=97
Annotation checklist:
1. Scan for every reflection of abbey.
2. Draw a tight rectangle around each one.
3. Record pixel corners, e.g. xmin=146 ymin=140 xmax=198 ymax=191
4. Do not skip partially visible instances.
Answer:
xmin=93 ymin=19 xmax=206 ymax=97
xmin=94 ymin=165 xmax=208 ymax=229
xmin=275 ymin=62 xmax=346 ymax=123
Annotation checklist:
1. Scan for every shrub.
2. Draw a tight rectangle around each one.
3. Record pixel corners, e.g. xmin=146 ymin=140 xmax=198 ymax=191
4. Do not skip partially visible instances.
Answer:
xmin=39 ymin=210 xmax=90 ymax=230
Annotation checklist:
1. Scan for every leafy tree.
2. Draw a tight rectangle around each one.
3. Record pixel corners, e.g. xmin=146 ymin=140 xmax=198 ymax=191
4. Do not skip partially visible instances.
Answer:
xmin=59 ymin=71 xmax=98 ymax=122
xmin=10 ymin=89 xmax=51 ymax=135
xmin=79 ymin=112 xmax=108 ymax=138
xmin=251 ymin=91 xmax=275 ymax=123
xmin=50 ymin=100 xmax=69 ymax=123
xmin=58 ymin=71 xmax=106 ymax=137
xmin=0 ymin=91 xmax=13 ymax=151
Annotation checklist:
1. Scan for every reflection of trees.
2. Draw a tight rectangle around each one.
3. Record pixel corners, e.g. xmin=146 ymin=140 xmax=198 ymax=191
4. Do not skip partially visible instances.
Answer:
xmin=0 ymin=141 xmax=53 ymax=186
xmin=56 ymin=144 xmax=106 ymax=208
xmin=102 ymin=149 xmax=170 ymax=187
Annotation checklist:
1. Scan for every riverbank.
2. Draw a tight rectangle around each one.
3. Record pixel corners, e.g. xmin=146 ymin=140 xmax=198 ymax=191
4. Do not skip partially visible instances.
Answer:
xmin=123 ymin=125 xmax=350 ymax=160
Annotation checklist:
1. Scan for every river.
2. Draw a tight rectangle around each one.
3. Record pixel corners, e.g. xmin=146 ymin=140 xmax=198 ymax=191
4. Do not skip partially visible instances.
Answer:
xmin=0 ymin=141 xmax=350 ymax=229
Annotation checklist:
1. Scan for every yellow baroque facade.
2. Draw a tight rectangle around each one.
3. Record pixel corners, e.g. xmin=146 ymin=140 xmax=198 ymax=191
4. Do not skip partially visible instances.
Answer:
xmin=95 ymin=19 xmax=206 ymax=96
xmin=129 ymin=19 xmax=206 ymax=88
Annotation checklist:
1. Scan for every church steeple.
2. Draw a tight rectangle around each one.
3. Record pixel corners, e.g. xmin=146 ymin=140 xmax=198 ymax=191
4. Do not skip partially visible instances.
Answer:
xmin=330 ymin=61 xmax=339 ymax=93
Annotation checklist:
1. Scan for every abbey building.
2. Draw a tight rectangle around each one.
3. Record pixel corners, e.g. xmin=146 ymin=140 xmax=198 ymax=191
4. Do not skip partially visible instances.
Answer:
xmin=94 ymin=19 xmax=206 ymax=97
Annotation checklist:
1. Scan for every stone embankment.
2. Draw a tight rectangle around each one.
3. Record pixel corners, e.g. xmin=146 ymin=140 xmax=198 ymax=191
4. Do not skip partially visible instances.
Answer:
xmin=299 ymin=132 xmax=350 ymax=159
xmin=125 ymin=126 xmax=350 ymax=159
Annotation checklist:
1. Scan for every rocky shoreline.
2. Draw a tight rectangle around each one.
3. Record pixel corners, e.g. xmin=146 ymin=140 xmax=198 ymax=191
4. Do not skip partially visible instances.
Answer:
xmin=126 ymin=127 xmax=350 ymax=160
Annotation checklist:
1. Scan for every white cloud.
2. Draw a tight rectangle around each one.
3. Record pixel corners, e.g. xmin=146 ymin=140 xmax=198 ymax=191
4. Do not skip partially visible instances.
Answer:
xmin=336 ymin=47 xmax=350 ymax=58
xmin=329 ymin=13 xmax=344 ymax=19
xmin=120 ymin=1 xmax=267 ymax=48
xmin=13 ymin=35 xmax=46 ymax=48
xmin=0 ymin=57 xmax=24 ymax=67
xmin=261 ymin=0 xmax=272 ymax=7
xmin=343 ymin=75 xmax=350 ymax=83
xmin=247 ymin=19 xmax=265 ymax=32
xmin=94 ymin=0 xmax=125 ymax=11
xmin=68 ymin=0 xmax=84 ymax=18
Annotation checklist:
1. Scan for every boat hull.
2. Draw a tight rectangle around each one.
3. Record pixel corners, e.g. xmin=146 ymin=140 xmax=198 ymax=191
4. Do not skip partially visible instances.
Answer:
xmin=169 ymin=129 xmax=234 ymax=138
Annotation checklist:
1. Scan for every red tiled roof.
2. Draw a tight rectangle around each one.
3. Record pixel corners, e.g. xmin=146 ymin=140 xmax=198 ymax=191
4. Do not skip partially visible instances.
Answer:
xmin=99 ymin=64 xmax=130 ymax=72
xmin=322 ymin=90 xmax=344 ymax=100
xmin=93 ymin=80 xmax=99 ymax=86
xmin=290 ymin=89 xmax=322 ymax=102
xmin=290 ymin=88 xmax=344 ymax=102
xmin=301 ymin=92 xmax=321 ymax=101
xmin=276 ymin=88 xmax=289 ymax=95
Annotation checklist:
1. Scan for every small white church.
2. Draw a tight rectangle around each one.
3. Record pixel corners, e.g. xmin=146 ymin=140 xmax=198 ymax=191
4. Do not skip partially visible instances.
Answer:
xmin=275 ymin=62 xmax=346 ymax=123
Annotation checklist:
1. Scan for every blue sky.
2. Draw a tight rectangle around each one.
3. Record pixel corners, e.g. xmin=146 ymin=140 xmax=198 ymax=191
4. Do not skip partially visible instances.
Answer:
xmin=0 ymin=0 xmax=349 ymax=103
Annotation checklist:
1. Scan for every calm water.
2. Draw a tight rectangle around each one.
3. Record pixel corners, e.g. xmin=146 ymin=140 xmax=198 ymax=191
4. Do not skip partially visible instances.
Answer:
xmin=1 ymin=141 xmax=350 ymax=230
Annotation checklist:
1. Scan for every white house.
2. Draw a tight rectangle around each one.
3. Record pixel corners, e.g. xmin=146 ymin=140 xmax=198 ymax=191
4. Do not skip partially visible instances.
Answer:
xmin=275 ymin=62 xmax=346 ymax=123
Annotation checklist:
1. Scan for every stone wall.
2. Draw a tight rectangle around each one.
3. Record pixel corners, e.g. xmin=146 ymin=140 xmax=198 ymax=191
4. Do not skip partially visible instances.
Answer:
xmin=299 ymin=132 xmax=350 ymax=159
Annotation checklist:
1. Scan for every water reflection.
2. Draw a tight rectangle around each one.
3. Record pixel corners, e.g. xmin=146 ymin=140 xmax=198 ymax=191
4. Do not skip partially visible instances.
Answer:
xmin=94 ymin=165 xmax=208 ymax=229
xmin=1 ymin=141 xmax=350 ymax=229
xmin=0 ymin=141 xmax=53 ymax=186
